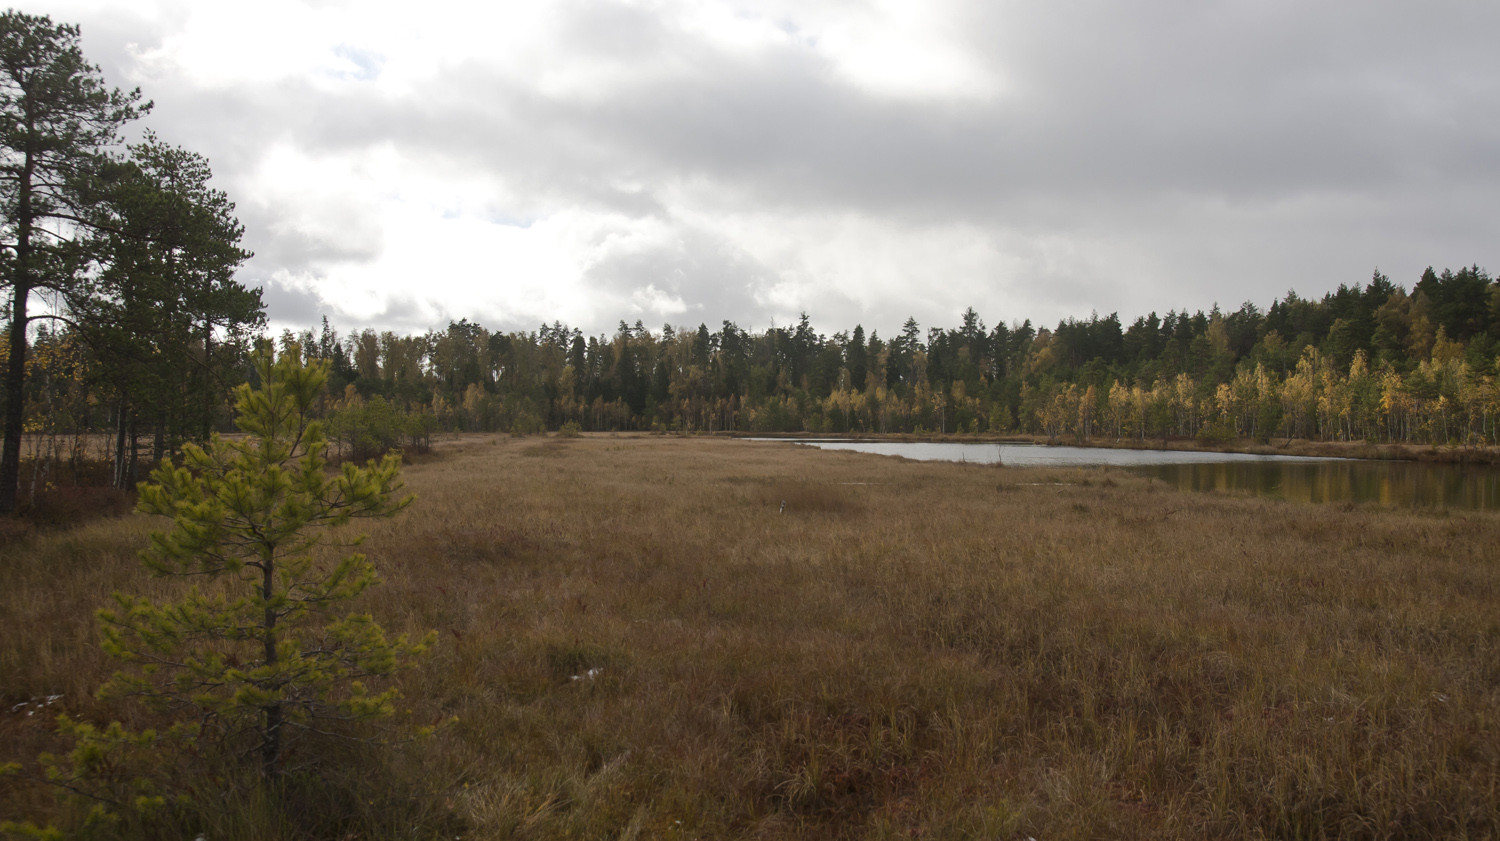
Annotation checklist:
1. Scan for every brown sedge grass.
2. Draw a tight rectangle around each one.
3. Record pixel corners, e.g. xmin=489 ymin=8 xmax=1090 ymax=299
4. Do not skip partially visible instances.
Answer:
xmin=2 ymin=432 xmax=1498 ymax=839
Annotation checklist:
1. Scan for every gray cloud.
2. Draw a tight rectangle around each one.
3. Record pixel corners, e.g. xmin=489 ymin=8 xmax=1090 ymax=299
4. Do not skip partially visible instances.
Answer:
xmin=56 ymin=1 xmax=1500 ymax=336
xmin=254 ymin=276 xmax=328 ymax=328
xmin=583 ymin=224 xmax=777 ymax=329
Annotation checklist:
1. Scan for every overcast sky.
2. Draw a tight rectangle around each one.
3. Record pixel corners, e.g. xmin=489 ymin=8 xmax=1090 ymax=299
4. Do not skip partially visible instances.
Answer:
xmin=36 ymin=0 xmax=1500 ymax=338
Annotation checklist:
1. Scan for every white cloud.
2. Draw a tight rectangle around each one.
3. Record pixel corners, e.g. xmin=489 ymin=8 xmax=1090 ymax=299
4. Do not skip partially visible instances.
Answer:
xmin=669 ymin=0 xmax=1002 ymax=101
xmin=631 ymin=283 xmax=689 ymax=318
xmin=782 ymin=0 xmax=1000 ymax=101
xmin=36 ymin=0 xmax=1500 ymax=337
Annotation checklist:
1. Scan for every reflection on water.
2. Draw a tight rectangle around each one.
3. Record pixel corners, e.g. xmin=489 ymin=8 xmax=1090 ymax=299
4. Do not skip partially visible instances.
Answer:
xmin=759 ymin=440 xmax=1329 ymax=467
xmin=1135 ymin=460 xmax=1500 ymax=510
xmin=755 ymin=439 xmax=1500 ymax=510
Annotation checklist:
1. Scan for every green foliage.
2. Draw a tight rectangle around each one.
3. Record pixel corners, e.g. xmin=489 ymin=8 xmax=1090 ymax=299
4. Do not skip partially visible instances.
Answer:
xmin=0 ymin=714 xmax=204 ymax=839
xmin=0 ymin=9 xmax=149 ymax=514
xmin=326 ymin=394 xmax=402 ymax=461
xmin=1195 ymin=420 xmax=1235 ymax=447
xmin=100 ymin=348 xmax=432 ymax=782
xmin=326 ymin=386 xmax=437 ymax=462
xmin=71 ymin=131 xmax=263 ymax=483
xmin=557 ymin=420 xmax=582 ymax=437
xmin=509 ymin=409 xmax=545 ymax=436
xmin=23 ymin=260 xmax=1500 ymax=452
xmin=0 ymin=820 xmax=63 ymax=841
xmin=433 ymin=266 xmax=1496 ymax=441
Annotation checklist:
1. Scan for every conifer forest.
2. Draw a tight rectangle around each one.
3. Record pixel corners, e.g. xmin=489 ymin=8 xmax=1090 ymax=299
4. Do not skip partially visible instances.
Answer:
xmin=13 ymin=264 xmax=1500 ymax=488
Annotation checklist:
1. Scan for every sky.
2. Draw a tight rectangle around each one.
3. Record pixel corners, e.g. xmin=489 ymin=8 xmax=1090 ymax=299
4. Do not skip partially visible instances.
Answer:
xmin=34 ymin=0 xmax=1500 ymax=339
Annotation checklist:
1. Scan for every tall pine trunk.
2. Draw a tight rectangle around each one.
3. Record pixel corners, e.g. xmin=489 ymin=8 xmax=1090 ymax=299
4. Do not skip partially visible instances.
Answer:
xmin=0 ymin=282 xmax=26 ymax=514
xmin=202 ymin=324 xmax=215 ymax=439
xmin=127 ymin=415 xmax=139 ymax=488
xmin=113 ymin=403 xmax=128 ymax=491
xmin=0 ymin=157 xmax=34 ymax=515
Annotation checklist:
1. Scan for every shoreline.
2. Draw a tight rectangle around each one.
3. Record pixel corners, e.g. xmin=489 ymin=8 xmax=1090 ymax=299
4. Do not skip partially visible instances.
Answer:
xmin=726 ymin=431 xmax=1500 ymax=465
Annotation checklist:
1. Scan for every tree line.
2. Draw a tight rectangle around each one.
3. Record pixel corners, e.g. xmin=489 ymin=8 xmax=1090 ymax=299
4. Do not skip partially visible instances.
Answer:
xmin=7 ymin=10 xmax=1500 ymax=516
xmin=281 ymin=264 xmax=1500 ymax=450
xmin=14 ymin=251 xmax=1500 ymax=511
xmin=0 ymin=11 xmax=262 ymax=514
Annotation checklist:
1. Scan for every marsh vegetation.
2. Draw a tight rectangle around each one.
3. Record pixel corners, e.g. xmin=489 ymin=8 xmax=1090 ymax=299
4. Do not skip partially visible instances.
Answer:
xmin=3 ymin=433 xmax=1500 ymax=839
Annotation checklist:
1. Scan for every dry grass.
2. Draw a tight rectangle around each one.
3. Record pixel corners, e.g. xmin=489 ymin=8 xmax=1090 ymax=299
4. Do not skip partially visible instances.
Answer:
xmin=4 ymin=432 xmax=1500 ymax=839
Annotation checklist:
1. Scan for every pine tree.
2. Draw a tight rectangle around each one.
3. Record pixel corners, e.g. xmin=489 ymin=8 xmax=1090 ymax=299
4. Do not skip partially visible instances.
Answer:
xmin=99 ymin=347 xmax=432 ymax=782
xmin=0 ymin=11 xmax=147 ymax=513
xmin=72 ymin=132 xmax=262 ymax=487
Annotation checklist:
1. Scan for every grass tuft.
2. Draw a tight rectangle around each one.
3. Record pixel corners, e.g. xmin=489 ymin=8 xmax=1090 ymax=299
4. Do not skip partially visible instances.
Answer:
xmin=3 ymin=434 xmax=1499 ymax=838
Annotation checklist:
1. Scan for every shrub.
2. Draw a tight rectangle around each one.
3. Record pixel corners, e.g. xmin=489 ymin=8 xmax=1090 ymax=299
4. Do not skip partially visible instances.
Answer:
xmin=105 ymin=348 xmax=434 ymax=784
xmin=1196 ymin=421 xmax=1235 ymax=447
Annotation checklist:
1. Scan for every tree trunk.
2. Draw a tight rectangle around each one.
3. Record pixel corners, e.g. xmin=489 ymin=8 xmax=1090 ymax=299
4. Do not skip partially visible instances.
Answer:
xmin=0 ymin=282 xmax=27 ymax=514
xmin=260 ymin=560 xmax=282 ymax=781
xmin=113 ymin=403 xmax=126 ymax=490
xmin=126 ymin=415 xmax=139 ymax=488
xmin=261 ymin=702 xmax=282 ymax=781
xmin=203 ymin=324 xmax=214 ymax=439
xmin=0 ymin=152 xmax=34 ymax=516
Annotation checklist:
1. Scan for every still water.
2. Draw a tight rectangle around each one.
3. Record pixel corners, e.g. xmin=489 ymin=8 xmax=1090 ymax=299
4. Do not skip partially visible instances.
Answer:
xmin=756 ymin=439 xmax=1500 ymax=510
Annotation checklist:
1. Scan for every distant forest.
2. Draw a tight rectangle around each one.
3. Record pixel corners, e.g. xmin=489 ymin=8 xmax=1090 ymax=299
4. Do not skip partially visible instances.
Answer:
xmin=16 ymin=264 xmax=1500 ymax=476
xmin=12 ymin=9 xmax=1500 ymax=518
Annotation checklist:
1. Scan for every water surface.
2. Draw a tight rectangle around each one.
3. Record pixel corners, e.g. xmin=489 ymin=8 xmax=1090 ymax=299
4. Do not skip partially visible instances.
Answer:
xmin=754 ymin=439 xmax=1500 ymax=510
xmin=1134 ymin=459 xmax=1500 ymax=509
xmin=758 ymin=440 xmax=1325 ymax=467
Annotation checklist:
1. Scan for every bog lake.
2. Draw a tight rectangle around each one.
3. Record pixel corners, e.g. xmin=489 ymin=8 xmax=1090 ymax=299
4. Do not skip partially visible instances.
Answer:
xmin=751 ymin=439 xmax=1500 ymax=511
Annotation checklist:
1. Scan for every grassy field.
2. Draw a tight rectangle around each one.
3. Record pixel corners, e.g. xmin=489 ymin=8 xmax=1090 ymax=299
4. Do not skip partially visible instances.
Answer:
xmin=3 ymin=433 xmax=1500 ymax=839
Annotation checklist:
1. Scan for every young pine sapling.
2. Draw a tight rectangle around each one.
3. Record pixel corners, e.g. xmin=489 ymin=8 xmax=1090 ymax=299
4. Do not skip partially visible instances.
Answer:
xmin=99 ymin=347 xmax=433 ymax=782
